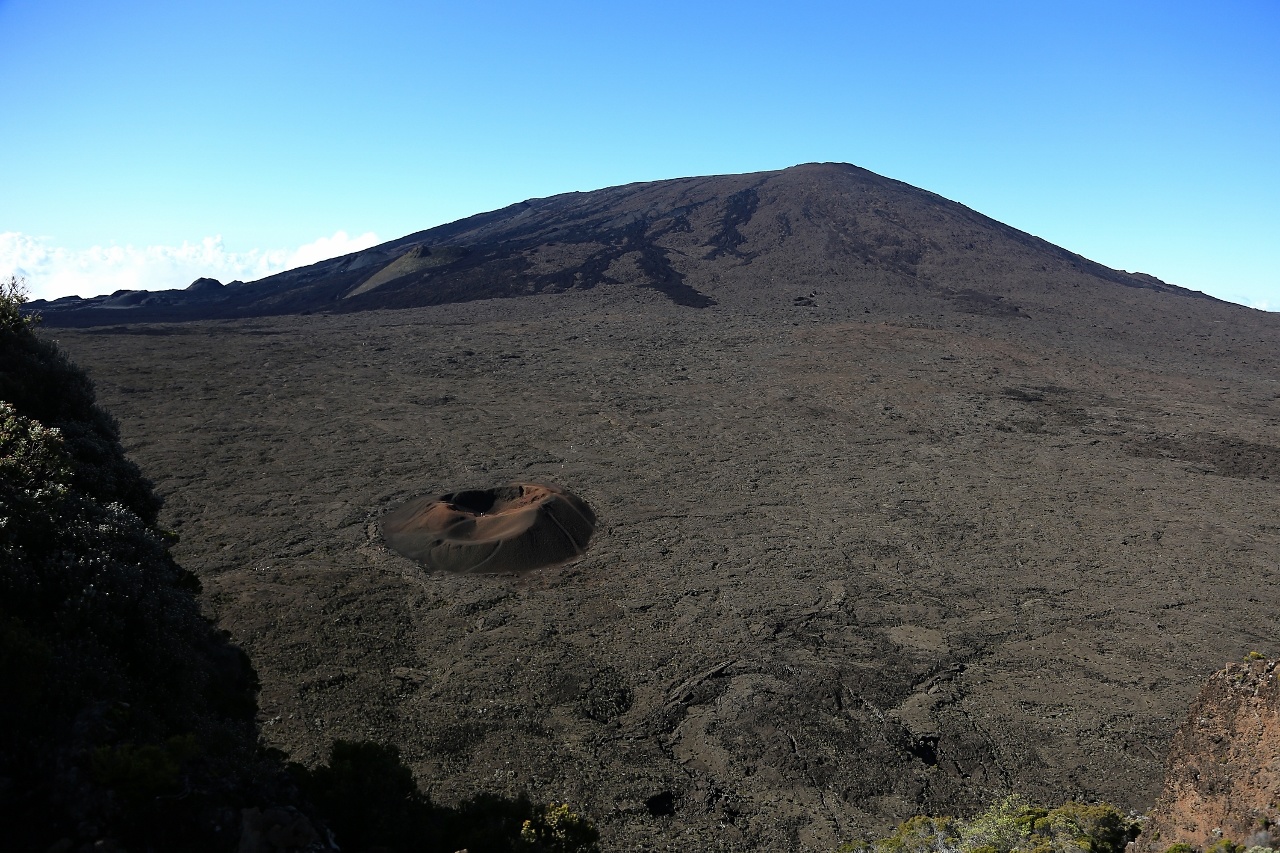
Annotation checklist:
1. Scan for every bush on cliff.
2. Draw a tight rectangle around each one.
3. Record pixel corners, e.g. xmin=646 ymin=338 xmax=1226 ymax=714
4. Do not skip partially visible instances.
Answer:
xmin=0 ymin=277 xmax=278 ymax=850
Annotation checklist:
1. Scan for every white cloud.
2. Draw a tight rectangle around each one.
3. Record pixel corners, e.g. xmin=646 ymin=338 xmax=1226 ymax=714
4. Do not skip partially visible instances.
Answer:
xmin=0 ymin=230 xmax=381 ymax=302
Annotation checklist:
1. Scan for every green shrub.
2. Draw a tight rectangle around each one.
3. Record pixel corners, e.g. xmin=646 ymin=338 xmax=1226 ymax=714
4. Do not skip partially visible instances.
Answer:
xmin=519 ymin=801 xmax=601 ymax=853
xmin=962 ymin=796 xmax=1045 ymax=853
xmin=1 ymin=284 xmax=273 ymax=850
xmin=842 ymin=796 xmax=1141 ymax=853
xmin=1045 ymin=801 xmax=1138 ymax=853
xmin=293 ymin=740 xmax=436 ymax=851
xmin=0 ymin=400 xmax=72 ymax=555
xmin=1206 ymin=841 xmax=1243 ymax=853
xmin=0 ymin=612 xmax=52 ymax=708
xmin=90 ymin=734 xmax=201 ymax=802
xmin=840 ymin=814 xmax=961 ymax=853
xmin=0 ymin=275 xmax=37 ymax=332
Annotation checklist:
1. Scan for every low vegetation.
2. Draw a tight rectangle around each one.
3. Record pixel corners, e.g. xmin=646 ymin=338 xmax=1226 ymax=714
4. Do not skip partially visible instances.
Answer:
xmin=840 ymin=796 xmax=1141 ymax=853
xmin=1 ymin=275 xmax=285 ymax=848
xmin=843 ymin=797 xmax=1280 ymax=853
xmin=1167 ymin=839 xmax=1278 ymax=853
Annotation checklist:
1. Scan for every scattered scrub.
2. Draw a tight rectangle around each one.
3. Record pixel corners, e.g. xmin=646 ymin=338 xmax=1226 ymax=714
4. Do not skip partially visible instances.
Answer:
xmin=1 ymin=274 xmax=37 ymax=332
xmin=1163 ymin=842 xmax=1277 ymax=853
xmin=1204 ymin=841 xmax=1242 ymax=853
xmin=520 ymin=802 xmax=601 ymax=853
xmin=841 ymin=795 xmax=1141 ymax=853
xmin=89 ymin=734 xmax=202 ymax=803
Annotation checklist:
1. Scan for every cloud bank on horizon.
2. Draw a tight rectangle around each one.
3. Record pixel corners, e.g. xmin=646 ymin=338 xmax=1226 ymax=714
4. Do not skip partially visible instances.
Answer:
xmin=1 ymin=230 xmax=381 ymax=302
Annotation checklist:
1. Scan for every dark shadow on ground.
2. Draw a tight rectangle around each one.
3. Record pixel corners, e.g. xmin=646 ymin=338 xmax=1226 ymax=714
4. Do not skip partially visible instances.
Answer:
xmin=292 ymin=740 xmax=598 ymax=853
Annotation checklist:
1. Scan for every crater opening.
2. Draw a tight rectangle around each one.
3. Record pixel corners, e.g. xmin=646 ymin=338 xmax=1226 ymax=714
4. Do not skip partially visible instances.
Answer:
xmin=445 ymin=489 xmax=497 ymax=514
xmin=381 ymin=483 xmax=596 ymax=574
xmin=645 ymin=791 xmax=675 ymax=817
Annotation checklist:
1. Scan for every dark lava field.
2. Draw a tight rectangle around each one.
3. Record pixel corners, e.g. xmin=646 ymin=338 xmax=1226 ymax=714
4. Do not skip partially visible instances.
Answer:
xmin=41 ymin=164 xmax=1280 ymax=850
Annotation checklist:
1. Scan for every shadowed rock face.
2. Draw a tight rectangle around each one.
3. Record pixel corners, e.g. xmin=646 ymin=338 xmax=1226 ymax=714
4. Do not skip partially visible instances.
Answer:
xmin=381 ymin=483 xmax=595 ymax=573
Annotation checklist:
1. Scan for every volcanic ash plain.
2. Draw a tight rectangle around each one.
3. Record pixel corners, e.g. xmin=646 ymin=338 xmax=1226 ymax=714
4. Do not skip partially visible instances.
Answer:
xmin=49 ymin=287 xmax=1279 ymax=851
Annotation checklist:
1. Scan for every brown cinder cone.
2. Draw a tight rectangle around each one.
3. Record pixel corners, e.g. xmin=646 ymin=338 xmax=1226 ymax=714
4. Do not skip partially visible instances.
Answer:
xmin=381 ymin=483 xmax=596 ymax=574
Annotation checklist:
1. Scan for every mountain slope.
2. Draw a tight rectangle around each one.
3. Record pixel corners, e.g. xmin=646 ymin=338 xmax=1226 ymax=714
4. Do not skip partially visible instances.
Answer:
xmin=29 ymin=162 xmax=1221 ymax=329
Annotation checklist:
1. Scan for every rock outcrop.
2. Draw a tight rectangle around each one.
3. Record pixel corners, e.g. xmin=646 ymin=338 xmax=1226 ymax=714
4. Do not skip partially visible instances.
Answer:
xmin=1140 ymin=658 xmax=1280 ymax=851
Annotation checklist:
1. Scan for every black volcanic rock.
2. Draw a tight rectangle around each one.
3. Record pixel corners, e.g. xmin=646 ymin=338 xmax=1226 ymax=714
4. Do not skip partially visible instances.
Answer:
xmin=28 ymin=163 xmax=1219 ymax=328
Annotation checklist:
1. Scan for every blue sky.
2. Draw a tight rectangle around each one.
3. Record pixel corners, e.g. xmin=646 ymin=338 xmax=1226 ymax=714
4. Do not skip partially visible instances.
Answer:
xmin=2 ymin=0 xmax=1276 ymax=309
